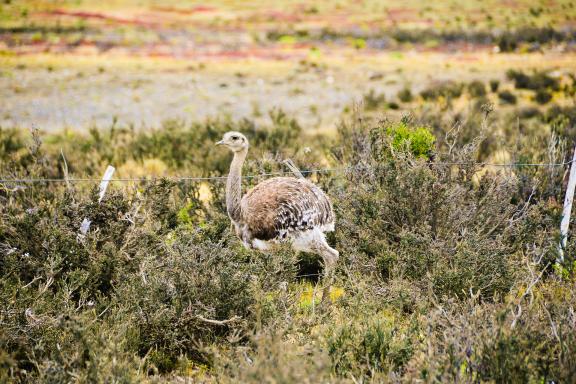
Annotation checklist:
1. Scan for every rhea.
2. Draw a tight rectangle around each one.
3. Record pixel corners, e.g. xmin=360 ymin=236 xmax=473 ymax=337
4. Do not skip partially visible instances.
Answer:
xmin=216 ymin=131 xmax=339 ymax=300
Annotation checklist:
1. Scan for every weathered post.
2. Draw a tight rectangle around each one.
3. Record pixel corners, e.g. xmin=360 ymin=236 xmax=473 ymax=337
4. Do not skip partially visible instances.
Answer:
xmin=79 ymin=165 xmax=115 ymax=237
xmin=283 ymin=159 xmax=305 ymax=179
xmin=558 ymin=145 xmax=576 ymax=263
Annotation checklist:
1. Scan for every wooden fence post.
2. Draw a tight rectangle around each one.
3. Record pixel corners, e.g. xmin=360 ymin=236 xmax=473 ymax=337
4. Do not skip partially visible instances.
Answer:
xmin=558 ymin=145 xmax=576 ymax=264
xmin=79 ymin=165 xmax=115 ymax=237
xmin=283 ymin=159 xmax=305 ymax=179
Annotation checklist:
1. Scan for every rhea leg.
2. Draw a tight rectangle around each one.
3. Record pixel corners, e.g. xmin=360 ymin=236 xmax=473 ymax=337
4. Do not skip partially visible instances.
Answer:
xmin=317 ymin=241 xmax=339 ymax=305
xmin=292 ymin=229 xmax=339 ymax=305
xmin=306 ymin=231 xmax=339 ymax=305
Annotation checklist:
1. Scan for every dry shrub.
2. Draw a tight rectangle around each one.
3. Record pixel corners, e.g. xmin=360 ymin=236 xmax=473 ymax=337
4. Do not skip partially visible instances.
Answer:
xmin=506 ymin=69 xmax=560 ymax=92
xmin=1 ymin=107 xmax=576 ymax=382
xmin=420 ymin=81 xmax=463 ymax=101
xmin=334 ymin=116 xmax=525 ymax=301
xmin=216 ymin=332 xmax=337 ymax=384
xmin=404 ymin=277 xmax=576 ymax=382
xmin=325 ymin=310 xmax=418 ymax=377
xmin=116 ymin=229 xmax=298 ymax=372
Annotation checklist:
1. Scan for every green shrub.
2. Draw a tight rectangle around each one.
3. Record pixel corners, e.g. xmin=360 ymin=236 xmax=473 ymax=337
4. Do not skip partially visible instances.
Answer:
xmin=547 ymin=104 xmax=576 ymax=120
xmin=116 ymin=229 xmax=297 ymax=371
xmin=468 ymin=80 xmax=487 ymax=97
xmin=370 ymin=121 xmax=436 ymax=160
xmin=498 ymin=90 xmax=517 ymax=104
xmin=534 ymin=89 xmax=552 ymax=104
xmin=489 ymin=79 xmax=500 ymax=92
xmin=363 ymin=89 xmax=386 ymax=110
xmin=326 ymin=312 xmax=417 ymax=376
xmin=398 ymin=87 xmax=413 ymax=103
xmin=506 ymin=69 xmax=560 ymax=91
xmin=497 ymin=27 xmax=567 ymax=52
xmin=420 ymin=81 xmax=463 ymax=100
xmin=406 ymin=281 xmax=576 ymax=382
xmin=334 ymin=115 xmax=541 ymax=303
xmin=0 ymin=127 xmax=27 ymax=161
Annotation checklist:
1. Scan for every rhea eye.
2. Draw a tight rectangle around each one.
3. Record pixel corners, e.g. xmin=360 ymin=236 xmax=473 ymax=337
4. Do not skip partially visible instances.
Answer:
xmin=231 ymin=136 xmax=239 ymax=140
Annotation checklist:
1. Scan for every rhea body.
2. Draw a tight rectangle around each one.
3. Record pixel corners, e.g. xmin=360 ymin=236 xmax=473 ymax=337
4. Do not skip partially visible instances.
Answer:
xmin=216 ymin=132 xmax=339 ymax=273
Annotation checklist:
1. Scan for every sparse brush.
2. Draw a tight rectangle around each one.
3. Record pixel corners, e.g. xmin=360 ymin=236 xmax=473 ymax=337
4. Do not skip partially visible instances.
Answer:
xmin=535 ymin=89 xmax=553 ymax=104
xmin=1 ymin=105 xmax=576 ymax=383
xmin=506 ymin=69 xmax=560 ymax=92
xmin=498 ymin=90 xmax=517 ymax=104
xmin=363 ymin=89 xmax=387 ymax=111
xmin=398 ymin=87 xmax=413 ymax=103
xmin=468 ymin=80 xmax=487 ymax=97
xmin=489 ymin=79 xmax=500 ymax=92
xmin=420 ymin=80 xmax=464 ymax=101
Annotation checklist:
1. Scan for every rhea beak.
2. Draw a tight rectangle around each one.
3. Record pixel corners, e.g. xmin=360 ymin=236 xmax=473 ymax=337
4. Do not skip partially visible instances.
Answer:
xmin=215 ymin=140 xmax=224 ymax=146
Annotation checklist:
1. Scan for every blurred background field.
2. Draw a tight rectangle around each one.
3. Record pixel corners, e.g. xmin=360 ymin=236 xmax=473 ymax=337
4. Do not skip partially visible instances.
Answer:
xmin=1 ymin=0 xmax=576 ymax=131
xmin=2 ymin=1 xmax=576 ymax=383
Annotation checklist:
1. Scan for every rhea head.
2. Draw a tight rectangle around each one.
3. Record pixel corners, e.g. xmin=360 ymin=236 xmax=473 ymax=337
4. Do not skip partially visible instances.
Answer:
xmin=216 ymin=131 xmax=249 ymax=153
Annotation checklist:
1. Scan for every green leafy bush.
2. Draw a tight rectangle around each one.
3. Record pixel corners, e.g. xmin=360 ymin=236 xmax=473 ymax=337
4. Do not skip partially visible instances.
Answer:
xmin=369 ymin=121 xmax=436 ymax=160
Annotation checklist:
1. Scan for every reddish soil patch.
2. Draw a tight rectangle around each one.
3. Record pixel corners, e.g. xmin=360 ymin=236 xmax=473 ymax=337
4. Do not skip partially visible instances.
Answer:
xmin=45 ymin=9 xmax=159 ymax=28
xmin=152 ymin=5 xmax=218 ymax=15
xmin=386 ymin=7 xmax=419 ymax=23
xmin=453 ymin=54 xmax=483 ymax=61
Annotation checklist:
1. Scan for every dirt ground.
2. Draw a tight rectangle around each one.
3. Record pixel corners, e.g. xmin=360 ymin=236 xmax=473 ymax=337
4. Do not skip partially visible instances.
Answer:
xmin=2 ymin=51 xmax=575 ymax=132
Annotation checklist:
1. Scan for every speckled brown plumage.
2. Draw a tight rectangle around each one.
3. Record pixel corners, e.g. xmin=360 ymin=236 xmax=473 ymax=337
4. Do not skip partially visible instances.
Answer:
xmin=240 ymin=177 xmax=335 ymax=241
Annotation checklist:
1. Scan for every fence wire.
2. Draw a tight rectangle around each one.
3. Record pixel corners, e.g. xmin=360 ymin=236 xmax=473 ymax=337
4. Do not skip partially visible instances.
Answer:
xmin=0 ymin=160 xmax=574 ymax=184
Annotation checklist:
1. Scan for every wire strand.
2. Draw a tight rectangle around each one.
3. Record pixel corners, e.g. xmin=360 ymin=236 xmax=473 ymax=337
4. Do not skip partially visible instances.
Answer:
xmin=0 ymin=160 xmax=573 ymax=184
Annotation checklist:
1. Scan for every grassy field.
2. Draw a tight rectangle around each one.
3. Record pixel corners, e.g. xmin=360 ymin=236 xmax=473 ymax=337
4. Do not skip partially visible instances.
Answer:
xmin=1 ymin=1 xmax=576 ymax=383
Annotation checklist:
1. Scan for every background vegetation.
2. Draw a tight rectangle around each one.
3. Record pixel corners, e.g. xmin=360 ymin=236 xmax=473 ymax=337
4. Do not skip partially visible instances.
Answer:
xmin=2 ymin=70 xmax=576 ymax=381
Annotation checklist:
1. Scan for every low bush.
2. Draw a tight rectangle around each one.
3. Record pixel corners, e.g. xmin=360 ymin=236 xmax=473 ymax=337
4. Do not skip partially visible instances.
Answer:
xmin=336 ymin=117 xmax=525 ymax=301
xmin=406 ymin=279 xmax=576 ymax=382
xmin=1 ymin=107 xmax=575 ymax=382
xmin=535 ymin=89 xmax=553 ymax=104
xmin=506 ymin=69 xmax=560 ymax=92
xmin=496 ymin=27 xmax=571 ymax=52
xmin=326 ymin=310 xmax=418 ymax=376
xmin=420 ymin=81 xmax=463 ymax=100
xmin=547 ymin=105 xmax=576 ymax=131
xmin=498 ymin=90 xmax=517 ymax=104
xmin=489 ymin=79 xmax=500 ymax=92
xmin=468 ymin=80 xmax=487 ymax=97
xmin=517 ymin=106 xmax=542 ymax=119
xmin=363 ymin=89 xmax=387 ymax=111
xmin=397 ymin=87 xmax=413 ymax=103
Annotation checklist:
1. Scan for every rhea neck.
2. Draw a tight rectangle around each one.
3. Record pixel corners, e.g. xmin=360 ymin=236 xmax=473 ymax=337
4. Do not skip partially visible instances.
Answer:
xmin=226 ymin=147 xmax=247 ymax=222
